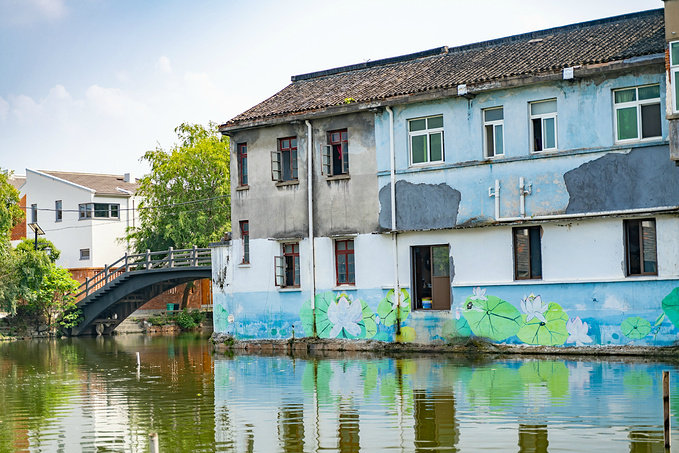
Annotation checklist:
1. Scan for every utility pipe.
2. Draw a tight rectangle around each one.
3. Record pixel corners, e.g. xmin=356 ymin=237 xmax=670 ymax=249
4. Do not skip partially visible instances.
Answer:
xmin=519 ymin=177 xmax=532 ymax=218
xmin=305 ymin=120 xmax=317 ymax=332
xmin=488 ymin=179 xmax=500 ymax=219
xmin=386 ymin=106 xmax=402 ymax=335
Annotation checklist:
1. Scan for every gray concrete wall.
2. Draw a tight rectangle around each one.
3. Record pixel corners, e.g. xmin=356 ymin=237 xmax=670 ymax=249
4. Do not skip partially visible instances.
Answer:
xmin=378 ymin=181 xmax=461 ymax=231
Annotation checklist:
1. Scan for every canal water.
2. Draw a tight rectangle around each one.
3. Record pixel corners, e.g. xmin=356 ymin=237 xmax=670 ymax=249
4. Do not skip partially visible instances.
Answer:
xmin=0 ymin=335 xmax=677 ymax=452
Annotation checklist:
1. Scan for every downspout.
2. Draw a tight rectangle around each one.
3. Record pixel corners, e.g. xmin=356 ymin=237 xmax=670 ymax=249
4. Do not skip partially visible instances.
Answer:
xmin=386 ymin=106 xmax=401 ymax=336
xmin=305 ymin=119 xmax=317 ymax=336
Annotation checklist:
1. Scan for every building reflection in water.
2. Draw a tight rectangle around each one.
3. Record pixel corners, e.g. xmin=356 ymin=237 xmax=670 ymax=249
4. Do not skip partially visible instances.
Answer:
xmin=518 ymin=424 xmax=548 ymax=453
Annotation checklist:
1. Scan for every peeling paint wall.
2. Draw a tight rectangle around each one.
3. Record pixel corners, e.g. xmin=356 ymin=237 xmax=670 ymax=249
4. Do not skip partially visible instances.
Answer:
xmin=378 ymin=181 xmax=460 ymax=231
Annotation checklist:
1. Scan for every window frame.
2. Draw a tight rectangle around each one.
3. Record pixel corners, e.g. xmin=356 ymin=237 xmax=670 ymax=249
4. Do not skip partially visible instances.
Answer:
xmin=31 ymin=204 xmax=37 ymax=223
xmin=79 ymin=248 xmax=90 ymax=260
xmin=529 ymin=99 xmax=558 ymax=153
xmin=483 ymin=107 xmax=504 ymax=158
xmin=322 ymin=129 xmax=349 ymax=177
xmin=670 ymin=41 xmax=679 ymax=114
xmin=272 ymin=137 xmax=298 ymax=182
xmin=613 ymin=84 xmax=662 ymax=143
xmin=408 ymin=115 xmax=444 ymax=166
xmin=78 ymin=203 xmax=120 ymax=220
xmin=274 ymin=242 xmax=300 ymax=288
xmin=237 ymin=143 xmax=248 ymax=187
xmin=55 ymin=200 xmax=62 ymax=222
xmin=624 ymin=218 xmax=658 ymax=277
xmin=240 ymin=220 xmax=249 ymax=264
xmin=513 ymin=226 xmax=543 ymax=280
xmin=334 ymin=239 xmax=355 ymax=286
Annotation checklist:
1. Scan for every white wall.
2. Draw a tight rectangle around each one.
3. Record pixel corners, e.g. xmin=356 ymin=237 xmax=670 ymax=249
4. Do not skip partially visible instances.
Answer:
xmin=90 ymin=194 xmax=134 ymax=266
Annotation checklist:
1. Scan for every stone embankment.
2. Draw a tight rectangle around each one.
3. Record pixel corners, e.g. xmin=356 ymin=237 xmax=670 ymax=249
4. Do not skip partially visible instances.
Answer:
xmin=211 ymin=333 xmax=679 ymax=359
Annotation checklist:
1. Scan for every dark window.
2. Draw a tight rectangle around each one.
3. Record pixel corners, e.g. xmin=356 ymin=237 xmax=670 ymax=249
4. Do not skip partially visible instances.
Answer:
xmin=275 ymin=242 xmax=300 ymax=287
xmin=272 ymin=137 xmax=298 ymax=182
xmin=335 ymin=239 xmax=355 ymax=285
xmin=80 ymin=248 xmax=90 ymax=260
xmin=237 ymin=143 xmax=248 ymax=186
xmin=55 ymin=200 xmax=62 ymax=222
xmin=31 ymin=204 xmax=37 ymax=223
xmin=513 ymin=226 xmax=542 ymax=280
xmin=614 ymin=85 xmax=661 ymax=141
xmin=240 ymin=220 xmax=249 ymax=264
xmin=625 ymin=218 xmax=657 ymax=276
xmin=323 ymin=130 xmax=349 ymax=176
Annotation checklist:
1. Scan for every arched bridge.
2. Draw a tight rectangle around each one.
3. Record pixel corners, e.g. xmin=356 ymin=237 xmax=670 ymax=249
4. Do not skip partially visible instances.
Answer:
xmin=71 ymin=247 xmax=212 ymax=336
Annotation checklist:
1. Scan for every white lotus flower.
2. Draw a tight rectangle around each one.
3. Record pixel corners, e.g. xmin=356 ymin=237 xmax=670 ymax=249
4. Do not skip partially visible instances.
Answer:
xmin=327 ymin=294 xmax=363 ymax=338
xmin=521 ymin=294 xmax=548 ymax=323
xmin=471 ymin=287 xmax=487 ymax=301
xmin=567 ymin=317 xmax=592 ymax=346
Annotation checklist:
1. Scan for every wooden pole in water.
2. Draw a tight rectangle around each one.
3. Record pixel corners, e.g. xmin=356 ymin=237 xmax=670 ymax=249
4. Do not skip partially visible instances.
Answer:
xmin=663 ymin=370 xmax=670 ymax=450
xmin=149 ymin=433 xmax=159 ymax=453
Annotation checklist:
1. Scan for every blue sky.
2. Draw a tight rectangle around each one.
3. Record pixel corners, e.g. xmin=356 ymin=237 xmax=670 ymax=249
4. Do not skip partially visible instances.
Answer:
xmin=0 ymin=0 xmax=664 ymax=178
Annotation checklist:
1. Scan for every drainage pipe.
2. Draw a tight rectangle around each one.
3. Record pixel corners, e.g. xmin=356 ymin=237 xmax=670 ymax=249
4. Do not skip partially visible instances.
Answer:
xmin=386 ymin=106 xmax=401 ymax=335
xmin=305 ymin=120 xmax=317 ymax=333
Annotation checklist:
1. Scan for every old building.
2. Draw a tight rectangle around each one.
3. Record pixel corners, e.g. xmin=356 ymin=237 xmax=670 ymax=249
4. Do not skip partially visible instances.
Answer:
xmin=213 ymin=6 xmax=679 ymax=346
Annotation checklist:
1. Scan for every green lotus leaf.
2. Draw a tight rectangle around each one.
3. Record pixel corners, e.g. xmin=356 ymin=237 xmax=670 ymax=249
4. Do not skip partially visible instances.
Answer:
xmin=312 ymin=292 xmax=336 ymax=339
xmin=299 ymin=299 xmax=314 ymax=337
xmin=377 ymin=289 xmax=411 ymax=326
xmin=517 ymin=303 xmax=569 ymax=346
xmin=662 ymin=288 xmax=679 ymax=329
xmin=462 ymin=295 xmax=522 ymax=341
xmin=441 ymin=317 xmax=472 ymax=339
xmin=620 ymin=316 xmax=652 ymax=340
xmin=518 ymin=360 xmax=569 ymax=399
xmin=395 ymin=326 xmax=416 ymax=343
xmin=466 ymin=364 xmax=523 ymax=408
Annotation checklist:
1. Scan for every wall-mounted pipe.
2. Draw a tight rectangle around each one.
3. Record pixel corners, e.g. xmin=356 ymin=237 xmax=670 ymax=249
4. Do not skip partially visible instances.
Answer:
xmin=488 ymin=179 xmax=500 ymax=219
xmin=305 ymin=120 xmax=317 ymax=326
xmin=519 ymin=177 xmax=532 ymax=218
xmin=385 ymin=106 xmax=401 ymax=336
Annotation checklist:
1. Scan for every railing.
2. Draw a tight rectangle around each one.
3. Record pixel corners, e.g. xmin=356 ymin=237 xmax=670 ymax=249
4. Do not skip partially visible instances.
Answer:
xmin=75 ymin=246 xmax=211 ymax=300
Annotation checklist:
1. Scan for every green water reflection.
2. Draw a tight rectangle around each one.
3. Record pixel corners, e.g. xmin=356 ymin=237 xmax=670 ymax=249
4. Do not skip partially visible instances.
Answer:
xmin=0 ymin=336 xmax=677 ymax=452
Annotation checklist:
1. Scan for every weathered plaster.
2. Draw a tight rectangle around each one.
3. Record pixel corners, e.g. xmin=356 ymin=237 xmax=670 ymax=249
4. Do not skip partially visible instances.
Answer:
xmin=378 ymin=181 xmax=461 ymax=231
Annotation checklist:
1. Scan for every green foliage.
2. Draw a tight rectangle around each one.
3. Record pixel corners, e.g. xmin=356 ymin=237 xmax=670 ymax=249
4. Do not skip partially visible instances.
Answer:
xmin=147 ymin=314 xmax=173 ymax=326
xmin=0 ymin=170 xmax=23 ymax=244
xmin=126 ymin=122 xmax=231 ymax=252
xmin=15 ymin=237 xmax=61 ymax=262
xmin=190 ymin=310 xmax=206 ymax=325
xmin=175 ymin=309 xmax=199 ymax=330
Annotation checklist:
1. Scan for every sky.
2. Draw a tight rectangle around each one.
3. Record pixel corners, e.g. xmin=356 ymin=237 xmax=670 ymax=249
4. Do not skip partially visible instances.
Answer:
xmin=0 ymin=0 xmax=665 ymax=179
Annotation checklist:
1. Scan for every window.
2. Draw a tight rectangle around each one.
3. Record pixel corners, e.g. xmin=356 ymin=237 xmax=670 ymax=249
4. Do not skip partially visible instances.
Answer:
xmin=530 ymin=100 xmax=557 ymax=152
xmin=483 ymin=107 xmax=504 ymax=158
xmin=323 ymin=129 xmax=349 ymax=176
xmin=275 ymin=242 xmax=300 ymax=287
xmin=614 ymin=84 xmax=661 ymax=142
xmin=272 ymin=137 xmax=298 ymax=182
xmin=624 ymin=219 xmax=657 ymax=276
xmin=31 ymin=204 xmax=37 ymax=223
xmin=671 ymin=41 xmax=679 ymax=113
xmin=55 ymin=200 xmax=62 ymax=222
xmin=409 ymin=115 xmax=444 ymax=165
xmin=79 ymin=203 xmax=120 ymax=219
xmin=240 ymin=220 xmax=249 ymax=264
xmin=80 ymin=248 xmax=90 ymax=260
xmin=513 ymin=226 xmax=542 ymax=280
xmin=335 ymin=239 xmax=355 ymax=285
xmin=237 ymin=143 xmax=248 ymax=186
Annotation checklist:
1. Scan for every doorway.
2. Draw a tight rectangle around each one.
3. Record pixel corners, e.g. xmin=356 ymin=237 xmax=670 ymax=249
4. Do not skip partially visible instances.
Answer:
xmin=411 ymin=245 xmax=451 ymax=310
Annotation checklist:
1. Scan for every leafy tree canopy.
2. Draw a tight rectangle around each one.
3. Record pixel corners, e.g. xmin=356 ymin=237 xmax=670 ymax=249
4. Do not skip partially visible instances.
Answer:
xmin=0 ymin=170 xmax=23 ymax=246
xmin=127 ymin=122 xmax=230 ymax=252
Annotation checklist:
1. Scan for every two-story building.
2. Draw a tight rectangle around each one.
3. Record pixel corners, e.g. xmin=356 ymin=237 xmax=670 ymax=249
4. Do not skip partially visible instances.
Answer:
xmin=213 ymin=6 xmax=679 ymax=347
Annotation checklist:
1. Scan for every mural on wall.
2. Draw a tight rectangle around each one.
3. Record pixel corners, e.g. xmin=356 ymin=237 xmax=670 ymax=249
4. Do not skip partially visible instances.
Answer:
xmin=299 ymin=289 xmax=416 ymax=342
xmin=445 ymin=286 xmax=679 ymax=346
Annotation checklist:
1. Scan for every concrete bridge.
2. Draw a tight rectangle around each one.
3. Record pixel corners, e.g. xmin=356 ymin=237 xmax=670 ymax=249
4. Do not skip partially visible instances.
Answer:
xmin=71 ymin=247 xmax=211 ymax=336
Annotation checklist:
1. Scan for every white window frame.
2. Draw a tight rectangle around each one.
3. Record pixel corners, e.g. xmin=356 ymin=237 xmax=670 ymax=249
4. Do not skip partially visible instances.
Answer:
xmin=483 ymin=107 xmax=504 ymax=158
xmin=408 ymin=115 xmax=444 ymax=166
xmin=613 ymin=84 xmax=662 ymax=143
xmin=78 ymin=202 xmax=120 ymax=220
xmin=671 ymin=41 xmax=679 ymax=114
xmin=529 ymin=99 xmax=558 ymax=153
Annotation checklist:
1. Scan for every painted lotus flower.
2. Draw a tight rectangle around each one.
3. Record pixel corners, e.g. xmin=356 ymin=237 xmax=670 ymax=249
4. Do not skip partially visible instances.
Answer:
xmin=521 ymin=294 xmax=548 ymax=323
xmin=566 ymin=316 xmax=592 ymax=346
xmin=470 ymin=287 xmax=488 ymax=301
xmin=327 ymin=294 xmax=363 ymax=338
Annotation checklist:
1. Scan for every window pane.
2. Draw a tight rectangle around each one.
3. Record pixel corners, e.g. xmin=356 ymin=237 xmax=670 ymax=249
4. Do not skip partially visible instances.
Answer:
xmin=337 ymin=255 xmax=346 ymax=283
xmin=294 ymin=256 xmax=300 ymax=284
xmin=432 ymin=246 xmax=449 ymax=277
xmin=617 ymin=107 xmax=638 ymax=140
xmin=529 ymin=227 xmax=542 ymax=279
xmin=626 ymin=221 xmax=641 ymax=275
xmin=348 ymin=254 xmax=355 ymax=282
xmin=94 ymin=203 xmax=108 ymax=218
xmin=484 ymin=107 xmax=503 ymax=122
xmin=347 ymin=240 xmax=353 ymax=250
xmin=427 ymin=115 xmax=443 ymax=129
xmin=340 ymin=131 xmax=347 ymax=141
xmin=675 ymin=71 xmax=679 ymax=111
xmin=640 ymin=103 xmax=661 ymax=138
xmin=291 ymin=138 xmax=297 ymax=148
xmin=281 ymin=139 xmax=289 ymax=149
xmin=543 ymin=117 xmax=556 ymax=149
xmin=641 ymin=220 xmax=657 ymax=274
xmin=672 ymin=42 xmax=679 ymax=66
xmin=411 ymin=135 xmax=427 ymax=163
xmin=110 ymin=205 xmax=119 ymax=218
xmin=494 ymin=125 xmax=504 ymax=155
xmin=638 ymin=85 xmax=660 ymax=100
xmin=337 ymin=241 xmax=345 ymax=251
xmin=532 ymin=118 xmax=543 ymax=151
xmin=514 ymin=229 xmax=530 ymax=279
xmin=409 ymin=119 xmax=426 ymax=132
xmin=282 ymin=150 xmax=291 ymax=180
xmin=531 ymin=100 xmax=556 ymax=115
xmin=429 ymin=133 xmax=442 ymax=162
xmin=331 ymin=132 xmax=340 ymax=143
xmin=615 ymin=89 xmax=636 ymax=104
xmin=485 ymin=125 xmax=494 ymax=157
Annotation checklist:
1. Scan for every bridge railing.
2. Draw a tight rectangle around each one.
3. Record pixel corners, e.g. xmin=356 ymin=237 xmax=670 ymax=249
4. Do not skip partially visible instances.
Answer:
xmin=75 ymin=246 xmax=211 ymax=300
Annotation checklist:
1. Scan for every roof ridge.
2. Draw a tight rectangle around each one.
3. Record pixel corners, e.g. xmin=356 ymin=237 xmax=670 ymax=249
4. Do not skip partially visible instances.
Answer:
xmin=41 ymin=170 xmax=129 ymax=178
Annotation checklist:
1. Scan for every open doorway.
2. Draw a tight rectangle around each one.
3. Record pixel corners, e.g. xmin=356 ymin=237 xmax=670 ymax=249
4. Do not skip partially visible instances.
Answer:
xmin=411 ymin=244 xmax=451 ymax=310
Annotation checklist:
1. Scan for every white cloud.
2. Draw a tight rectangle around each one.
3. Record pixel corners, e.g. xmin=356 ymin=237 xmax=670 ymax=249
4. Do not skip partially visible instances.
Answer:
xmin=157 ymin=56 xmax=172 ymax=74
xmin=85 ymin=84 xmax=147 ymax=118
xmin=29 ymin=0 xmax=66 ymax=19
xmin=0 ymin=0 xmax=66 ymax=24
xmin=0 ymin=97 xmax=8 ymax=120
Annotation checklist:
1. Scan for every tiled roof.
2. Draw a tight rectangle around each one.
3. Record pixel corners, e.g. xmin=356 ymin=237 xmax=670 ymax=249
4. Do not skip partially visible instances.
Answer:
xmin=9 ymin=175 xmax=25 ymax=190
xmin=223 ymin=9 xmax=664 ymax=128
xmin=40 ymin=170 xmax=139 ymax=196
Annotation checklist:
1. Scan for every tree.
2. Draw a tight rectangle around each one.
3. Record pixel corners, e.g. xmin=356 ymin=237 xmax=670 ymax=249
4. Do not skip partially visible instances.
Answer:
xmin=0 ymin=171 xmax=23 ymax=245
xmin=126 ymin=122 xmax=230 ymax=308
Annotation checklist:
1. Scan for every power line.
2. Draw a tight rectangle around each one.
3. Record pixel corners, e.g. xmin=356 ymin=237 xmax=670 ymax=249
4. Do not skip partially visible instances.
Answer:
xmin=17 ymin=194 xmax=230 ymax=213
